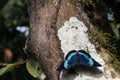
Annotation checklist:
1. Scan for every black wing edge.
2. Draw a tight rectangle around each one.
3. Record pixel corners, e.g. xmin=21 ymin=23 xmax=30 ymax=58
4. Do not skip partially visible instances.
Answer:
xmin=57 ymin=61 xmax=65 ymax=71
xmin=65 ymin=50 xmax=77 ymax=59
xmin=78 ymin=50 xmax=91 ymax=58
xmin=92 ymin=59 xmax=102 ymax=67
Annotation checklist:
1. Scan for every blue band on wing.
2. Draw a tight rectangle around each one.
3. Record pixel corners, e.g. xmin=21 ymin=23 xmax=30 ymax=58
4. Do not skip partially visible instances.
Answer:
xmin=65 ymin=50 xmax=77 ymax=60
xmin=78 ymin=50 xmax=91 ymax=58
xmin=78 ymin=50 xmax=102 ymax=67
xmin=64 ymin=51 xmax=77 ymax=69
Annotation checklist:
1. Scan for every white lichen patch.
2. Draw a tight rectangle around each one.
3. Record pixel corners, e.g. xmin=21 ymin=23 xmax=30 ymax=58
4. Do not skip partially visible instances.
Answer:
xmin=57 ymin=17 xmax=120 ymax=80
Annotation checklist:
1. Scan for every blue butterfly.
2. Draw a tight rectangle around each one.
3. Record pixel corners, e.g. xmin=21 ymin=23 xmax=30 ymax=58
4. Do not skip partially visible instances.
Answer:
xmin=57 ymin=50 xmax=102 ymax=71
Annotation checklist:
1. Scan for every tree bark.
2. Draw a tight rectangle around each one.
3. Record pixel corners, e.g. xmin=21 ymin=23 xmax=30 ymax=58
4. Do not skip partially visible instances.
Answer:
xmin=27 ymin=0 xmax=64 ymax=80
xmin=27 ymin=0 xmax=120 ymax=80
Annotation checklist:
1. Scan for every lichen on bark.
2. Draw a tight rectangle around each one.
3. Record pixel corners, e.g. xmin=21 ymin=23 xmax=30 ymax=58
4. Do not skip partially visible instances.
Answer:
xmin=57 ymin=17 xmax=120 ymax=80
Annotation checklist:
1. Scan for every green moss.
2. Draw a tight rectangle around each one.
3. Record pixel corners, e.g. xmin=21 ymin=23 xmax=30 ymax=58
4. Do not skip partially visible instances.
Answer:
xmin=109 ymin=53 xmax=120 ymax=73
xmin=89 ymin=27 xmax=120 ymax=73
xmin=70 ymin=0 xmax=79 ymax=5
xmin=78 ymin=0 xmax=92 ymax=5
xmin=78 ymin=0 xmax=120 ymax=73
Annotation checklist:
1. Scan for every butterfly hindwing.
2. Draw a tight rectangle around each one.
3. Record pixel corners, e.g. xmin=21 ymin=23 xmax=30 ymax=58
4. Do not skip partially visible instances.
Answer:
xmin=57 ymin=61 xmax=65 ymax=71
xmin=92 ymin=58 xmax=102 ymax=67
xmin=78 ymin=50 xmax=102 ymax=67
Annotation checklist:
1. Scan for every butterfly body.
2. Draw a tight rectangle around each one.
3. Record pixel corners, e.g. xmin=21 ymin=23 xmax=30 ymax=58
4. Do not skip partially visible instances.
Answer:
xmin=57 ymin=50 xmax=101 ymax=71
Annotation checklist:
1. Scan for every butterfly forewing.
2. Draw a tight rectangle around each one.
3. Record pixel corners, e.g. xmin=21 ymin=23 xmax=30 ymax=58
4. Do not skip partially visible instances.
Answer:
xmin=64 ymin=51 xmax=77 ymax=69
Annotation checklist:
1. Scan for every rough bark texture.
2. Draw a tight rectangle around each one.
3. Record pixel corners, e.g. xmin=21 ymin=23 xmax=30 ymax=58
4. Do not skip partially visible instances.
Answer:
xmin=27 ymin=0 xmax=79 ymax=80
xmin=27 ymin=0 xmax=120 ymax=80
xmin=27 ymin=0 xmax=64 ymax=80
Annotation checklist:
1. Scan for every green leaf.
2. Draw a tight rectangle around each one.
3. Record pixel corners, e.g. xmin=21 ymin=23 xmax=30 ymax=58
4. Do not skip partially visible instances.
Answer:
xmin=26 ymin=58 xmax=42 ymax=79
xmin=0 ymin=64 xmax=15 ymax=76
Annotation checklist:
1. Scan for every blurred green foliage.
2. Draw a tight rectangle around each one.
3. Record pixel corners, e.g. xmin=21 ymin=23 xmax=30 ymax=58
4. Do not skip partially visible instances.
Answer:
xmin=26 ymin=58 xmax=43 ymax=79
xmin=80 ymin=0 xmax=120 ymax=55
xmin=0 ymin=0 xmax=28 ymax=60
xmin=0 ymin=0 xmax=28 ymax=56
xmin=0 ymin=63 xmax=15 ymax=76
xmin=0 ymin=0 xmax=38 ymax=80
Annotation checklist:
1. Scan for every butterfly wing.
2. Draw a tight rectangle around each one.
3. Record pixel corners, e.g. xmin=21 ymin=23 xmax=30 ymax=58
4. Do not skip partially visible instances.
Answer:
xmin=65 ymin=50 xmax=77 ymax=60
xmin=78 ymin=50 xmax=91 ymax=58
xmin=57 ymin=50 xmax=77 ymax=71
xmin=78 ymin=50 xmax=102 ymax=67
xmin=91 ymin=58 xmax=102 ymax=67
xmin=64 ymin=50 xmax=77 ymax=69
xmin=57 ymin=50 xmax=102 ymax=71
xmin=77 ymin=51 xmax=91 ymax=66
xmin=57 ymin=61 xmax=65 ymax=71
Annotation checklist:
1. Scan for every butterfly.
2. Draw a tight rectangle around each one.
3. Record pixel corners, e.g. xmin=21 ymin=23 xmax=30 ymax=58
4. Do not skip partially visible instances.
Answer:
xmin=57 ymin=50 xmax=102 ymax=71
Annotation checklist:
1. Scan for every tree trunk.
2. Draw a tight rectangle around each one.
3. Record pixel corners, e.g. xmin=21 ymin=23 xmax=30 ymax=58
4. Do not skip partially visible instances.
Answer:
xmin=26 ymin=0 xmax=120 ymax=80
